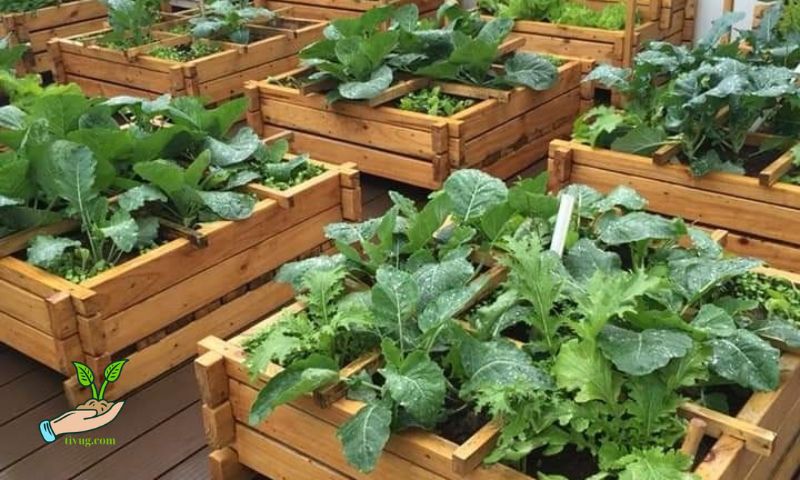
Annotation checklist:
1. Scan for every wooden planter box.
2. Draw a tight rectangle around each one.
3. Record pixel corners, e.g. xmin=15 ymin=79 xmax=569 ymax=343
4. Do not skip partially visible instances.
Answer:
xmin=0 ymin=0 xmax=109 ymax=74
xmin=482 ymin=0 xmax=696 ymax=68
xmin=246 ymin=56 xmax=591 ymax=189
xmin=47 ymin=11 xmax=325 ymax=104
xmin=256 ymin=0 xmax=443 ymax=21
xmin=195 ymin=262 xmax=800 ymax=480
xmin=547 ymin=138 xmax=800 ymax=274
xmin=0 ymin=142 xmax=361 ymax=405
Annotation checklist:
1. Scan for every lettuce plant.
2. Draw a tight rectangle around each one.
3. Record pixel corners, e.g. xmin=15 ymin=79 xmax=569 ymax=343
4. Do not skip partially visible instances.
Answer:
xmin=479 ymin=0 xmax=630 ymax=30
xmin=243 ymin=170 xmax=799 ymax=479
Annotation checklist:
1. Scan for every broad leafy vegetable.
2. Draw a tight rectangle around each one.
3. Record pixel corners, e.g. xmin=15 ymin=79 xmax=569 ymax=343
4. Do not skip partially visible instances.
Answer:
xmin=244 ymin=170 xmax=797 ymax=479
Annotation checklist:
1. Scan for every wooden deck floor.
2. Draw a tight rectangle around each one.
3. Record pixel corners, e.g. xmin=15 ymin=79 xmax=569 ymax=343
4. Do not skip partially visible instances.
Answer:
xmin=0 ymin=175 xmax=427 ymax=480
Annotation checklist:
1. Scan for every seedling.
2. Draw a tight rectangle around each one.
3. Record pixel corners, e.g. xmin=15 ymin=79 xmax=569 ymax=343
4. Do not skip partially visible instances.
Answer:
xmin=73 ymin=360 xmax=128 ymax=401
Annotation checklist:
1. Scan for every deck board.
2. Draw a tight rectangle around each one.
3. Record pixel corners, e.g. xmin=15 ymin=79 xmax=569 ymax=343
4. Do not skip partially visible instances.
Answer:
xmin=158 ymin=446 xmax=211 ymax=480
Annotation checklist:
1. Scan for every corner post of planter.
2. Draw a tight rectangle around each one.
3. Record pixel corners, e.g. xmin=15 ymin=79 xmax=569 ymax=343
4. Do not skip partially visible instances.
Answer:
xmin=183 ymin=63 xmax=201 ymax=96
xmin=169 ymin=65 xmax=186 ymax=97
xmin=547 ymin=141 xmax=574 ymax=192
xmin=579 ymin=59 xmax=596 ymax=113
xmin=622 ymin=0 xmax=637 ymax=68
xmin=46 ymin=291 xmax=78 ymax=340
xmin=209 ymin=447 xmax=252 ymax=480
xmin=46 ymin=39 xmax=66 ymax=83
xmin=338 ymin=162 xmax=362 ymax=221
xmin=196 ymin=349 xmax=236 ymax=451
xmin=244 ymin=82 xmax=264 ymax=137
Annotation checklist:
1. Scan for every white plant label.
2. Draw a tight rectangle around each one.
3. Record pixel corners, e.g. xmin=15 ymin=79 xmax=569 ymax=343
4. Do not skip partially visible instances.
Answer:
xmin=550 ymin=194 xmax=576 ymax=257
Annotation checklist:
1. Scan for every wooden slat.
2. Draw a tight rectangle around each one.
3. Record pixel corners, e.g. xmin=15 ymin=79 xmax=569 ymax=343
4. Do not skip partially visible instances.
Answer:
xmin=0 ymin=394 xmax=70 ymax=470
xmin=0 ymin=368 xmax=63 ymax=426
xmin=0 ymin=220 xmax=77 ymax=258
xmin=74 ymin=404 xmax=205 ymax=480
xmin=678 ymin=403 xmax=775 ymax=456
xmin=236 ymin=426 xmax=350 ymax=480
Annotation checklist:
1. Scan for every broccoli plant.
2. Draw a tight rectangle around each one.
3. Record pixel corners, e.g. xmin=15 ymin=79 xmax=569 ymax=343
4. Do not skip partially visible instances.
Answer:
xmin=100 ymin=0 xmax=162 ymax=49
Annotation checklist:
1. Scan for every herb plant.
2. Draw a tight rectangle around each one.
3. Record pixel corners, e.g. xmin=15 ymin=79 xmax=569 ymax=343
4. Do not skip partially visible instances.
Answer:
xmin=479 ymin=0 xmax=630 ymax=30
xmin=397 ymin=87 xmax=475 ymax=116
xmin=189 ymin=0 xmax=275 ymax=44
xmin=242 ymin=169 xmax=800 ymax=479
xmin=297 ymin=3 xmax=558 ymax=101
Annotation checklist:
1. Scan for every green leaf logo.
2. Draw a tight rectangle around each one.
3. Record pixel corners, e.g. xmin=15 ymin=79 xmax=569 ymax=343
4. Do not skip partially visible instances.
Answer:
xmin=73 ymin=362 xmax=94 ymax=387
xmin=104 ymin=360 xmax=128 ymax=383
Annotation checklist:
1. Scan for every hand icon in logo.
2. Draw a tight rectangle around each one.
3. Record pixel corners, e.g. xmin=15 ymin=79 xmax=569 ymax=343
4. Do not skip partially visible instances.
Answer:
xmin=39 ymin=360 xmax=128 ymax=443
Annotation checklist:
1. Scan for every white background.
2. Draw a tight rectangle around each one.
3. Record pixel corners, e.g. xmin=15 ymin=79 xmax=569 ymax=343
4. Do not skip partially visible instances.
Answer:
xmin=459 ymin=0 xmax=761 ymax=39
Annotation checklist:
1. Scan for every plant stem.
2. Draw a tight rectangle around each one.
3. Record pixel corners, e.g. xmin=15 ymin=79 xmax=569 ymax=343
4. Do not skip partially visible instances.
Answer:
xmin=97 ymin=380 xmax=109 ymax=400
xmin=91 ymin=383 xmax=99 ymax=400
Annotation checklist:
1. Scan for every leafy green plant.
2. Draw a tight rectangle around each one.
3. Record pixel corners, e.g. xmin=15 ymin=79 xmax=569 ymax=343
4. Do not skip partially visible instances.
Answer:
xmin=479 ymin=0 xmax=630 ymax=30
xmin=242 ymin=169 xmax=800 ymax=479
xmin=574 ymin=12 xmax=800 ymax=176
xmin=298 ymin=4 xmax=559 ymax=101
xmin=73 ymin=360 xmax=128 ymax=401
xmin=98 ymin=0 xmax=162 ymax=49
xmin=189 ymin=0 xmax=275 ymax=44
xmin=147 ymin=41 xmax=222 ymax=61
xmin=397 ymin=86 xmax=475 ymax=116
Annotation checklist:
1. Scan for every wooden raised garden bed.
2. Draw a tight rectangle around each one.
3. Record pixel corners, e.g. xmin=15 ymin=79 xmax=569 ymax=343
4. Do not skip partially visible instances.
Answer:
xmin=195 ymin=260 xmax=800 ymax=480
xmin=0 ymin=0 xmax=109 ymax=74
xmin=0 ymin=137 xmax=361 ymax=405
xmin=47 ymin=9 xmax=325 ymax=103
xmin=246 ymin=56 xmax=592 ymax=189
xmin=547 ymin=138 xmax=800 ymax=274
xmin=256 ymin=0 xmax=443 ymax=21
xmin=480 ymin=0 xmax=696 ymax=68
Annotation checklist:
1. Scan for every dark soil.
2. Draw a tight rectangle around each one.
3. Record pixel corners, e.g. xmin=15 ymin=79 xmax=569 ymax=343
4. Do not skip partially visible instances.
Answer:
xmin=527 ymin=445 xmax=600 ymax=479
xmin=437 ymin=408 xmax=487 ymax=445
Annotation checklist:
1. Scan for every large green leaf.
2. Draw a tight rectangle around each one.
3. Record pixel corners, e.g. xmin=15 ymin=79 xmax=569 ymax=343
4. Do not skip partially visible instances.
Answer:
xmin=133 ymin=160 xmax=185 ymax=194
xmin=598 ymin=212 xmax=687 ymax=245
xmin=598 ymin=325 xmax=693 ymax=376
xmin=27 ymin=235 xmax=81 ymax=269
xmin=206 ymin=127 xmax=261 ymax=167
xmin=337 ymin=399 xmax=393 ymax=473
xmin=117 ymin=185 xmax=167 ymax=212
xmin=554 ymin=339 xmax=621 ymax=404
xmin=614 ymin=448 xmax=696 ymax=480
xmin=749 ymin=318 xmax=800 ymax=348
xmin=48 ymin=140 xmax=98 ymax=213
xmin=411 ymin=258 xmax=473 ymax=309
xmin=610 ymin=126 xmax=668 ymax=155
xmin=29 ymin=93 xmax=89 ymax=137
xmin=99 ymin=209 xmax=139 ymax=252
xmin=339 ymin=65 xmax=394 ymax=100
xmin=249 ymin=355 xmax=339 ymax=425
xmin=197 ymin=191 xmax=256 ymax=220
xmin=381 ymin=350 xmax=446 ymax=426
xmin=275 ymin=255 xmax=346 ymax=290
xmin=502 ymin=52 xmax=558 ymax=90
xmin=0 ymin=105 xmax=26 ymax=130
xmin=371 ymin=266 xmax=420 ymax=350
xmin=0 ymin=151 xmax=33 ymax=200
xmin=709 ymin=330 xmax=780 ymax=391
xmin=669 ymin=257 xmax=761 ymax=303
xmin=443 ymin=169 xmax=508 ymax=221
xmin=461 ymin=338 xmax=553 ymax=397
xmin=690 ymin=304 xmax=736 ymax=337
xmin=564 ymin=238 xmax=622 ymax=283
